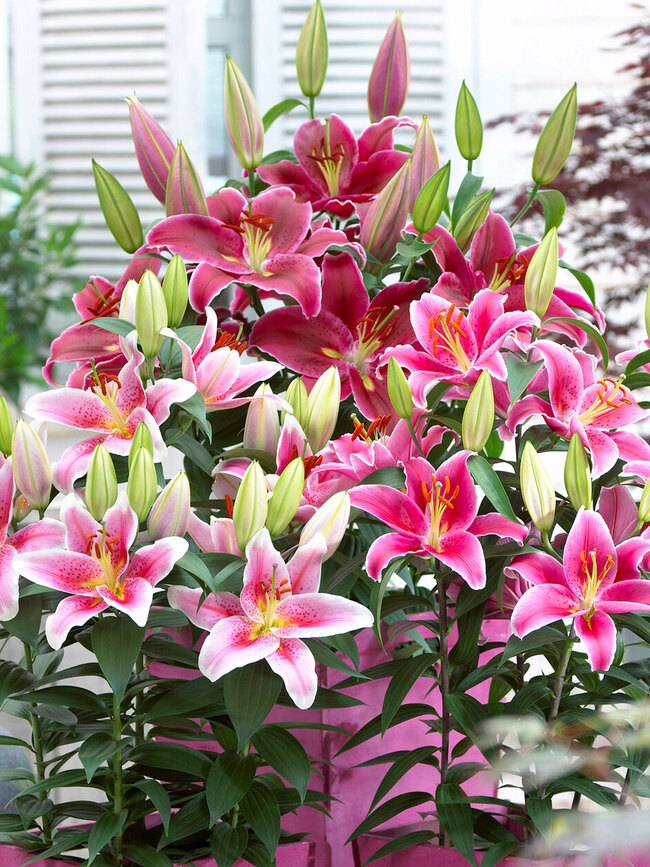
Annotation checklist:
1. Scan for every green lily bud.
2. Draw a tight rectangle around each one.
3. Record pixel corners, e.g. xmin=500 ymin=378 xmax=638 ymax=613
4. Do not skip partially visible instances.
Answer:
xmin=119 ymin=278 xmax=138 ymax=324
xmin=305 ymin=367 xmax=341 ymax=452
xmin=520 ymin=442 xmax=555 ymax=533
xmin=233 ymin=461 xmax=268 ymax=551
xmin=92 ymin=159 xmax=143 ymax=254
xmin=162 ymin=255 xmax=189 ymax=328
xmin=461 ymin=370 xmax=494 ymax=453
xmin=283 ymin=378 xmax=309 ymax=429
xmin=127 ymin=446 xmax=158 ymax=522
xmin=165 ymin=142 xmax=208 ymax=217
xmin=128 ymin=421 xmax=154 ymax=470
xmin=644 ymin=281 xmax=650 ymax=343
xmin=639 ymin=477 xmax=650 ymax=524
xmin=135 ymin=270 xmax=168 ymax=358
xmin=85 ymin=444 xmax=118 ymax=522
xmin=0 ymin=397 xmax=14 ymax=456
xmin=359 ymin=160 xmax=412 ymax=266
xmin=387 ymin=357 xmax=413 ymax=421
xmin=524 ymin=227 xmax=558 ymax=317
xmin=452 ymin=188 xmax=494 ymax=253
xmin=564 ymin=433 xmax=591 ymax=512
xmin=296 ymin=0 xmax=328 ymax=99
xmin=455 ymin=80 xmax=483 ymax=163
xmin=532 ymin=83 xmax=578 ymax=184
xmin=266 ymin=458 xmax=305 ymax=536
xmin=148 ymin=472 xmax=191 ymax=540
xmin=224 ymin=56 xmax=264 ymax=172
xmin=12 ymin=421 xmax=52 ymax=513
xmin=412 ymin=160 xmax=450 ymax=235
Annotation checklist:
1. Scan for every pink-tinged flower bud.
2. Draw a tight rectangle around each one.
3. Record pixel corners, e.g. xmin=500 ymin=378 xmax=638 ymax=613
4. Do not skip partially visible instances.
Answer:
xmin=564 ymin=433 xmax=591 ymax=512
xmin=520 ymin=442 xmax=555 ymax=533
xmin=305 ymin=367 xmax=340 ymax=452
xmin=148 ymin=472 xmax=191 ymax=540
xmin=224 ymin=56 xmax=264 ymax=172
xmin=127 ymin=447 xmax=157 ymax=522
xmin=128 ymin=421 xmax=154 ymax=470
xmin=135 ymin=270 xmax=168 ymax=358
xmin=92 ymin=160 xmax=144 ymax=255
xmin=452 ymin=188 xmax=494 ymax=253
xmin=524 ymin=227 xmax=558 ymax=318
xmin=283 ymin=378 xmax=309 ymax=429
xmin=639 ymin=477 xmax=650 ymax=524
xmin=0 ymin=397 xmax=14 ymax=456
xmin=462 ymin=370 xmax=494 ymax=453
xmin=387 ymin=357 xmax=413 ymax=421
xmin=12 ymin=420 xmax=51 ymax=512
xmin=244 ymin=384 xmax=280 ymax=454
xmin=85 ymin=443 xmax=118 ymax=522
xmin=455 ymin=80 xmax=483 ymax=164
xmin=162 ymin=254 xmax=189 ymax=328
xmin=296 ymin=0 xmax=328 ymax=99
xmin=359 ymin=160 xmax=412 ymax=266
xmin=233 ymin=461 xmax=268 ymax=551
xmin=532 ymin=84 xmax=577 ymax=185
xmin=119 ymin=278 xmax=138 ymax=324
xmin=165 ymin=141 xmax=208 ymax=217
xmin=266 ymin=458 xmax=305 ymax=537
xmin=367 ymin=13 xmax=410 ymax=122
xmin=410 ymin=116 xmax=442 ymax=210
xmin=300 ymin=491 xmax=350 ymax=560
xmin=412 ymin=160 xmax=450 ymax=235
xmin=126 ymin=95 xmax=175 ymax=205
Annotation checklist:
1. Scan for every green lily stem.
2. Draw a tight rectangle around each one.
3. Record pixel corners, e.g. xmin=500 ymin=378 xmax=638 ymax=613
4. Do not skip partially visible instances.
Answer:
xmin=436 ymin=573 xmax=450 ymax=848
xmin=112 ymin=691 xmax=123 ymax=865
xmin=549 ymin=624 xmax=576 ymax=725
xmin=309 ymin=96 xmax=315 ymax=120
xmin=248 ymin=166 xmax=256 ymax=199
xmin=247 ymin=285 xmax=265 ymax=318
xmin=22 ymin=643 xmax=52 ymax=846
xmin=406 ymin=419 xmax=426 ymax=459
xmin=134 ymin=652 xmax=145 ymax=744
xmin=510 ymin=182 xmax=540 ymax=228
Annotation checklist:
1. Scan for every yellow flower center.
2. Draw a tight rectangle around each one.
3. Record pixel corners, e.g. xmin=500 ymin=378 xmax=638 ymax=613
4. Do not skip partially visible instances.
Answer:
xmin=421 ymin=473 xmax=459 ymax=550
xmin=305 ymin=122 xmax=345 ymax=196
xmin=428 ymin=305 xmax=471 ymax=372
xmin=578 ymin=548 xmax=614 ymax=622
xmin=254 ymin=565 xmax=292 ymax=634
xmin=578 ymin=377 xmax=634 ymax=426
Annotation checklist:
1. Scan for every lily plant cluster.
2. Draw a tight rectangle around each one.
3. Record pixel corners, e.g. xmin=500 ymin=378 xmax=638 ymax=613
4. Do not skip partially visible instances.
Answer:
xmin=1 ymin=3 xmax=650 ymax=866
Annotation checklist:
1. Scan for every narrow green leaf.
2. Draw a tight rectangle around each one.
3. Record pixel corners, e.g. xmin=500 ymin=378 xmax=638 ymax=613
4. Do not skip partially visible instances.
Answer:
xmin=87 ymin=808 xmax=127 ymax=864
xmin=361 ymin=830 xmax=435 ymax=866
xmin=210 ymin=823 xmax=248 ymax=867
xmin=480 ymin=840 xmax=522 ymax=867
xmin=240 ymin=781 xmax=281 ymax=856
xmin=90 ymin=317 xmax=135 ymax=338
xmin=536 ymin=189 xmax=566 ymax=233
xmin=4 ymin=594 xmax=42 ymax=646
xmin=158 ymin=793 xmax=209 ymax=848
xmin=347 ymin=792 xmax=432 ymax=842
xmin=262 ymin=98 xmax=307 ymax=131
xmin=337 ymin=703 xmax=434 ymax=755
xmin=450 ymin=172 xmax=483 ymax=227
xmin=506 ymin=353 xmax=543 ymax=405
xmin=545 ymin=315 xmax=607 ymax=368
xmin=360 ymin=466 xmax=406 ymax=488
xmin=173 ymin=432 xmax=215 ymax=474
xmin=123 ymin=845 xmax=173 ymax=867
xmin=91 ymin=615 xmax=144 ymax=703
xmin=625 ymin=348 xmax=650 ymax=376
xmin=175 ymin=550 xmax=213 ymax=586
xmin=21 ymin=828 xmax=89 ymax=864
xmin=145 ymin=676 xmax=223 ymax=721
xmin=468 ymin=454 xmax=520 ymax=523
xmin=526 ymin=796 xmax=552 ymax=838
xmin=306 ymin=639 xmax=368 ymax=680
xmin=179 ymin=392 xmax=211 ymax=440
xmin=0 ymin=660 xmax=36 ymax=705
xmin=381 ymin=654 xmax=436 ymax=735
xmin=223 ymin=660 xmax=281 ymax=747
xmin=79 ymin=732 xmax=119 ymax=783
xmin=252 ymin=726 xmax=311 ymax=802
xmin=370 ymin=746 xmax=434 ymax=810
xmin=206 ymin=751 xmax=256 ymax=824
xmin=133 ymin=780 xmax=171 ymax=835
xmin=130 ymin=742 xmax=212 ymax=780
xmin=436 ymin=783 xmax=476 ymax=865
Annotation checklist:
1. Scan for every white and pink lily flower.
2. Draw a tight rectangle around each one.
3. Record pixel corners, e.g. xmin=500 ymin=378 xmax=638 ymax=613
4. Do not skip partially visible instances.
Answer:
xmin=168 ymin=528 xmax=373 ymax=709
xmin=15 ymin=492 xmax=188 ymax=649
xmin=506 ymin=508 xmax=650 ymax=671
xmin=25 ymin=334 xmax=196 ymax=491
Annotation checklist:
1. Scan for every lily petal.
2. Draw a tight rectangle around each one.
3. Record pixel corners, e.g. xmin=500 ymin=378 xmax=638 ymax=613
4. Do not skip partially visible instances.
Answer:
xmin=0 ymin=546 xmax=19 ymax=620
xmin=563 ymin=508 xmax=617 ymax=597
xmin=436 ymin=530 xmax=486 ymax=590
xmin=168 ymin=585 xmax=243 ymax=630
xmin=511 ymin=583 xmax=578 ymax=637
xmin=96 ymin=577 xmax=154 ymax=626
xmin=198 ymin=616 xmax=280 ymax=681
xmin=123 ymin=537 xmax=189 ymax=587
xmin=574 ymin=610 xmax=616 ymax=671
xmin=272 ymin=592 xmax=373 ymax=637
xmin=267 ymin=638 xmax=318 ymax=709
xmin=46 ymin=595 xmax=108 ymax=650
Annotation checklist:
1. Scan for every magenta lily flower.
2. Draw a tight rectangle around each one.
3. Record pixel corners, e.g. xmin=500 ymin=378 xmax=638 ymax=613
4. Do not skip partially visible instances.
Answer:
xmin=250 ymin=252 xmax=429 ymax=420
xmin=168 ymin=528 xmax=373 ymax=708
xmin=350 ymin=452 xmax=526 ymax=587
xmin=146 ymin=186 xmax=349 ymax=317
xmin=506 ymin=509 xmax=650 ymax=671
xmin=256 ymin=114 xmax=411 ymax=218
xmin=0 ymin=459 xmax=65 ymax=620
xmin=505 ymin=340 xmax=648 ymax=478
xmin=26 ymin=334 xmax=196 ymax=491
xmin=15 ymin=493 xmax=188 ymax=649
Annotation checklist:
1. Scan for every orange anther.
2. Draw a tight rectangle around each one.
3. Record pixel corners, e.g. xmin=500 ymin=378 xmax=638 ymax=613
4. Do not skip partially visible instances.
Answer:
xmin=225 ymin=493 xmax=234 ymax=520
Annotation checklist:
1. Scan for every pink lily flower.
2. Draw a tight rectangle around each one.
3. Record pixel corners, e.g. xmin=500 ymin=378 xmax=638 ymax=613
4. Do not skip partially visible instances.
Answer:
xmin=506 ymin=508 xmax=650 ymax=671
xmin=598 ymin=486 xmax=639 ymax=544
xmin=250 ymin=251 xmax=429 ymax=420
xmin=349 ymin=452 xmax=526 ymax=587
xmin=146 ymin=186 xmax=349 ymax=317
xmin=387 ymin=288 xmax=537 ymax=406
xmin=168 ymin=528 xmax=373 ymax=708
xmin=166 ymin=307 xmax=280 ymax=411
xmin=15 ymin=492 xmax=188 ymax=649
xmin=26 ymin=334 xmax=196 ymax=491
xmin=505 ymin=340 xmax=648 ymax=478
xmin=256 ymin=114 xmax=411 ymax=219
xmin=0 ymin=459 xmax=65 ymax=620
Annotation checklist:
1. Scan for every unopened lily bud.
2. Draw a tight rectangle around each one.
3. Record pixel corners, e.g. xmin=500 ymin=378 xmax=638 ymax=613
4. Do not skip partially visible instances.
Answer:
xmin=165 ymin=142 xmax=208 ymax=217
xmin=639 ymin=477 xmax=650 ymax=524
xmin=359 ymin=160 xmax=412 ymax=266
xmin=129 ymin=421 xmax=154 ymax=470
xmin=296 ymin=0 xmax=328 ymax=99
xmin=233 ymin=461 xmax=268 ymax=551
xmin=644 ymin=281 xmax=650 ymax=343
xmin=12 ymin=421 xmax=51 ymax=512
xmin=244 ymin=384 xmax=280 ymax=454
xmin=305 ymin=367 xmax=341 ymax=452
xmin=0 ymin=397 xmax=14 ymax=456
xmin=300 ymin=491 xmax=350 ymax=559
xmin=524 ymin=227 xmax=558 ymax=318
xmin=410 ymin=117 xmax=443 ymax=211
xmin=126 ymin=95 xmax=175 ymax=205
xmin=119 ymin=278 xmax=138 ymax=325
xmin=532 ymin=84 xmax=577 ymax=185
xmin=564 ymin=433 xmax=591 ymax=512
xmin=92 ymin=160 xmax=143 ymax=254
xmin=85 ymin=444 xmax=118 ymax=522
xmin=462 ymin=370 xmax=494 ymax=453
xmin=135 ymin=270 xmax=168 ymax=358
xmin=162 ymin=255 xmax=189 ymax=328
xmin=387 ymin=357 xmax=413 ymax=421
xmin=148 ymin=472 xmax=191 ymax=540
xmin=520 ymin=442 xmax=555 ymax=533
xmin=127 ymin=447 xmax=158 ymax=522
xmin=367 ymin=12 xmax=410 ymax=122
xmin=283 ymin=378 xmax=309 ymax=429
xmin=455 ymin=81 xmax=483 ymax=163
xmin=453 ymin=189 xmax=494 ymax=253
xmin=266 ymin=458 xmax=305 ymax=536
xmin=412 ymin=161 xmax=450 ymax=236
xmin=224 ymin=56 xmax=264 ymax=172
